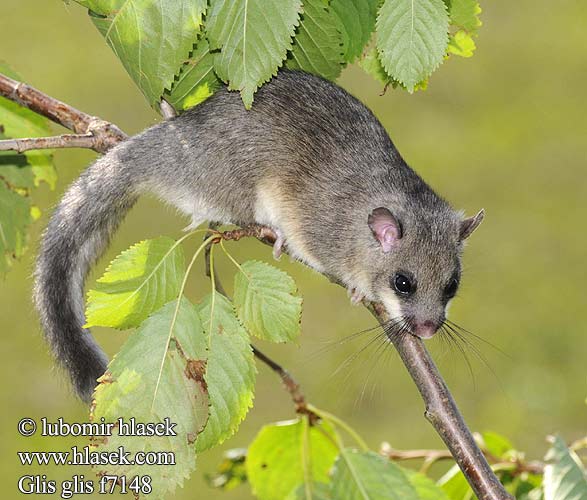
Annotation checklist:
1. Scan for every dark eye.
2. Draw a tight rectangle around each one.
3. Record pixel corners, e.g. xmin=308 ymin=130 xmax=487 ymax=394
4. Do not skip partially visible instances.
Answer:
xmin=392 ymin=273 xmax=414 ymax=296
xmin=444 ymin=278 xmax=459 ymax=299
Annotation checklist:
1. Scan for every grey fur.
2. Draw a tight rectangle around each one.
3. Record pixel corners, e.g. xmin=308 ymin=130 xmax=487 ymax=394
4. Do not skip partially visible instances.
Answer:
xmin=34 ymin=70 xmax=482 ymax=402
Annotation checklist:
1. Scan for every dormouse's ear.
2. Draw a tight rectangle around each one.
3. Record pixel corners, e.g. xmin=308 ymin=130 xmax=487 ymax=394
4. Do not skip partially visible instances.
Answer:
xmin=460 ymin=209 xmax=485 ymax=240
xmin=368 ymin=207 xmax=402 ymax=253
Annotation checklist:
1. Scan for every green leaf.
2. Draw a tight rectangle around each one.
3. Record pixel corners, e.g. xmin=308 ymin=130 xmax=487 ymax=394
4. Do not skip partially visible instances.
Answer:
xmin=360 ymin=47 xmax=429 ymax=92
xmin=404 ymin=470 xmax=451 ymax=500
xmin=85 ymin=237 xmax=185 ymax=329
xmin=0 ymin=62 xmax=57 ymax=189
xmin=246 ymin=418 xmax=339 ymax=500
xmin=330 ymin=449 xmax=419 ymax=500
xmin=438 ymin=464 xmax=473 ymax=500
xmin=448 ymin=30 xmax=476 ymax=58
xmin=513 ymin=474 xmax=544 ymax=500
xmin=543 ymin=435 xmax=587 ymax=500
xmin=28 ymin=151 xmax=58 ymax=189
xmin=331 ymin=0 xmax=379 ymax=62
xmin=233 ymin=260 xmax=302 ymax=343
xmin=286 ymin=482 xmax=332 ymax=500
xmin=376 ymin=0 xmax=449 ymax=91
xmin=360 ymin=47 xmax=393 ymax=86
xmin=206 ymin=448 xmax=248 ymax=491
xmin=518 ymin=489 xmax=544 ymax=500
xmin=480 ymin=431 xmax=515 ymax=459
xmin=448 ymin=0 xmax=481 ymax=33
xmin=207 ymin=0 xmax=302 ymax=108
xmin=92 ymin=298 xmax=209 ymax=499
xmin=287 ymin=0 xmax=345 ymax=80
xmin=0 ymin=62 xmax=57 ymax=274
xmin=0 ymin=147 xmax=34 ymax=190
xmin=76 ymin=0 xmax=207 ymax=106
xmin=195 ymin=293 xmax=256 ymax=452
xmin=165 ymin=39 xmax=222 ymax=111
xmin=0 ymin=182 xmax=32 ymax=274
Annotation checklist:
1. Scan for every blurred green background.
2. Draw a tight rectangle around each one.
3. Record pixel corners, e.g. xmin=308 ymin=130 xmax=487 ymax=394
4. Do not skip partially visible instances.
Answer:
xmin=1 ymin=1 xmax=586 ymax=498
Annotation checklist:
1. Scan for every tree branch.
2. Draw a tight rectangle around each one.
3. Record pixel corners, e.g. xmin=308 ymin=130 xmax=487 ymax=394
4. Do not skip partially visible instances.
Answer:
xmin=369 ymin=301 xmax=512 ymax=499
xmin=3 ymin=75 xmax=512 ymax=499
xmin=0 ymin=133 xmax=98 ymax=153
xmin=380 ymin=442 xmax=545 ymax=477
xmin=0 ymin=72 xmax=127 ymax=153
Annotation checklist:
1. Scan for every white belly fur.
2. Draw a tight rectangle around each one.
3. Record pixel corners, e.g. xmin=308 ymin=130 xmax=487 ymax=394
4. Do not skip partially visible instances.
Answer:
xmin=254 ymin=181 xmax=324 ymax=272
xmin=150 ymin=181 xmax=234 ymax=230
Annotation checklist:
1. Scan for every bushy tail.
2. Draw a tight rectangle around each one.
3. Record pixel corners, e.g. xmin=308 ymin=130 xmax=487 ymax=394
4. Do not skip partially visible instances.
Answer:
xmin=34 ymin=151 xmax=139 ymax=403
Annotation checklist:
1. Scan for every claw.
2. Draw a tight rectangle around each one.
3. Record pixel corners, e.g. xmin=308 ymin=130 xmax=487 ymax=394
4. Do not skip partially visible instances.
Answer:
xmin=272 ymin=229 xmax=285 ymax=260
xmin=349 ymin=288 xmax=364 ymax=305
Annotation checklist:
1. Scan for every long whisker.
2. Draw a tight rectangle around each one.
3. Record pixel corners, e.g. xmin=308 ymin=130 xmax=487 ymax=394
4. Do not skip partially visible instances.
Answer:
xmin=305 ymin=315 xmax=412 ymax=406
xmin=436 ymin=325 xmax=452 ymax=358
xmin=443 ymin=322 xmax=486 ymax=359
xmin=302 ymin=317 xmax=401 ymax=363
xmin=442 ymin=321 xmax=504 ymax=387
xmin=334 ymin=316 xmax=405 ymax=401
xmin=445 ymin=318 xmax=510 ymax=359
xmin=355 ymin=334 xmax=391 ymax=408
xmin=331 ymin=329 xmax=390 ymax=380
xmin=357 ymin=316 xmax=410 ymax=405
xmin=444 ymin=323 xmax=496 ymax=369
xmin=375 ymin=334 xmax=398 ymax=400
xmin=440 ymin=323 xmax=476 ymax=387
xmin=335 ymin=330 xmax=392 ymax=400
xmin=383 ymin=316 xmax=409 ymax=344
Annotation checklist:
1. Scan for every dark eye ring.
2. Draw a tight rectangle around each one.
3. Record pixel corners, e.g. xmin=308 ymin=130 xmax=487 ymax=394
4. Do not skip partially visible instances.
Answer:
xmin=444 ymin=278 xmax=459 ymax=299
xmin=392 ymin=273 xmax=414 ymax=296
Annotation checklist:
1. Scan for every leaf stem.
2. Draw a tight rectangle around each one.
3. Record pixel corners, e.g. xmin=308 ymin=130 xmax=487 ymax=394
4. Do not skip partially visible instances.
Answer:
xmin=208 ymin=243 xmax=217 ymax=339
xmin=219 ymin=239 xmax=247 ymax=276
xmin=301 ymin=415 xmax=313 ymax=500
xmin=571 ymin=436 xmax=587 ymax=452
xmin=151 ymin=234 xmax=217 ymax=411
xmin=95 ymin=230 xmax=206 ymax=317
xmin=307 ymin=404 xmax=369 ymax=452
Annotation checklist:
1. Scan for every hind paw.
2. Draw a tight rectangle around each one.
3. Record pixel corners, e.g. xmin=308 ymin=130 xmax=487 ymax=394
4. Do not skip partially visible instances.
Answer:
xmin=272 ymin=229 xmax=285 ymax=260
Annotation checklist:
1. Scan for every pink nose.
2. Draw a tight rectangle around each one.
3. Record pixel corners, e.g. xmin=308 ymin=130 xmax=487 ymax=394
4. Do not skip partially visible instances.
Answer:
xmin=413 ymin=320 xmax=437 ymax=339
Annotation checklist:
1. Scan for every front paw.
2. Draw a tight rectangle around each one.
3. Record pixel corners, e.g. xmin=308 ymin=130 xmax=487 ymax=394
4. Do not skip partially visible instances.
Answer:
xmin=348 ymin=288 xmax=365 ymax=305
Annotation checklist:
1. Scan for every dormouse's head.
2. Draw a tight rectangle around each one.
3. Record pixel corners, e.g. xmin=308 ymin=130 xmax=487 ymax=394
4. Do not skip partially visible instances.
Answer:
xmin=367 ymin=206 xmax=484 ymax=339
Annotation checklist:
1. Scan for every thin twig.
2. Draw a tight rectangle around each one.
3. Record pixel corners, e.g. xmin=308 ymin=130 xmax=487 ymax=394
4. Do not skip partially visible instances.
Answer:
xmin=204 ymin=223 xmax=227 ymax=297
xmin=380 ymin=442 xmax=545 ymax=477
xmin=0 ymin=133 xmax=96 ymax=152
xmin=508 ymin=460 xmax=545 ymax=476
xmin=3 ymin=74 xmax=512 ymax=499
xmin=251 ymin=346 xmax=317 ymax=422
xmin=0 ymin=72 xmax=127 ymax=153
xmin=380 ymin=441 xmax=454 ymax=474
xmin=214 ymin=225 xmax=278 ymax=244
xmin=381 ymin=441 xmax=454 ymax=462
xmin=204 ymin=226 xmax=315 ymax=420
